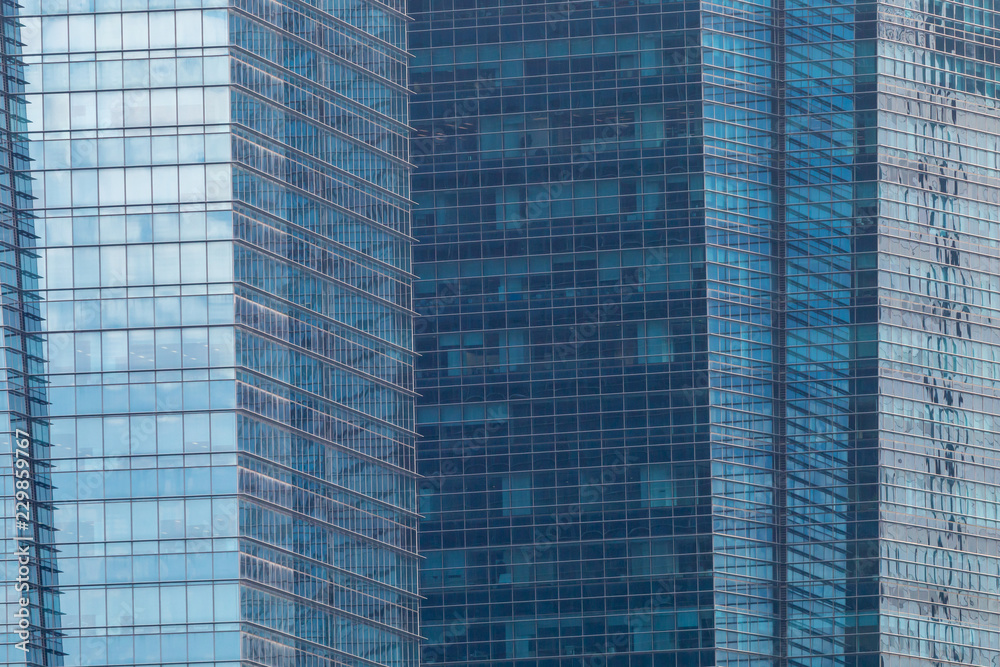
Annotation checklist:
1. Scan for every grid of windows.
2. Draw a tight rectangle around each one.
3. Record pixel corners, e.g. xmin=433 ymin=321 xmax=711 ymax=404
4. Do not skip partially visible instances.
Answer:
xmin=413 ymin=1 xmax=1000 ymax=667
xmin=876 ymin=0 xmax=1000 ymax=664
xmin=783 ymin=1 xmax=879 ymax=665
xmin=19 ymin=1 xmax=416 ymax=666
xmin=410 ymin=0 xmax=722 ymax=665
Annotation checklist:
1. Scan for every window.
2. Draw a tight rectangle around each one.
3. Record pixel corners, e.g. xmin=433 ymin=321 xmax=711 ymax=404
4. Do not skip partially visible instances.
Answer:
xmin=501 ymin=473 xmax=532 ymax=516
xmin=638 ymin=319 xmax=671 ymax=363
xmin=640 ymin=463 xmax=673 ymax=507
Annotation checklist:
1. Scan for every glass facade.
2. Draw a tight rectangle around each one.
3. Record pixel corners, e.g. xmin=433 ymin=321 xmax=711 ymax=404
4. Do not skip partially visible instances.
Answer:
xmin=875 ymin=1 xmax=1000 ymax=664
xmin=4 ymin=0 xmax=1000 ymax=665
xmin=412 ymin=2 xmax=1000 ymax=667
xmin=783 ymin=2 xmax=878 ymax=665
xmin=17 ymin=1 xmax=417 ymax=666
xmin=410 ymin=0 xmax=721 ymax=665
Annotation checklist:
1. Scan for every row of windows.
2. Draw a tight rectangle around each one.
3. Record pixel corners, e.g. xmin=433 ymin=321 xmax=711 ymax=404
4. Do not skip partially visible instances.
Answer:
xmin=424 ymin=547 xmax=710 ymax=589
xmin=239 ymin=211 xmax=410 ymax=304
xmin=234 ymin=168 xmax=409 ymax=250
xmin=882 ymin=0 xmax=1000 ymax=33
xmin=243 ymin=555 xmax=418 ymax=637
xmin=412 ymin=33 xmax=695 ymax=67
xmin=41 ymin=210 xmax=231 ymax=247
xmin=38 ymin=163 xmax=231 ymax=210
xmin=245 ymin=198 xmax=407 ymax=272
xmin=410 ymin=9 xmax=685 ymax=48
xmin=418 ymin=195 xmax=702 ymax=229
xmin=239 ymin=330 xmax=409 ymax=423
xmin=423 ymin=630 xmax=715 ymax=662
xmin=242 ymin=540 xmax=419 ymax=635
xmin=883 ymin=143 xmax=1000 ymax=193
xmin=22 ymin=9 xmax=229 ymax=54
xmin=59 ymin=584 xmax=239 ymax=633
xmin=48 ymin=412 xmax=235 ymax=459
xmin=240 ymin=502 xmax=417 ymax=591
xmin=880 ymin=53 xmax=1000 ymax=99
xmin=415 ymin=50 xmax=681 ymax=85
xmin=883 ymin=165 xmax=1000 ymax=210
xmin=233 ymin=55 xmax=408 ymax=161
xmin=424 ymin=612 xmax=715 ymax=653
xmin=234 ymin=13 xmax=406 ymax=123
xmin=419 ymin=406 xmax=709 ymax=436
xmin=882 ymin=111 xmax=1000 ymax=166
xmin=242 ymin=362 xmax=413 ymax=431
xmin=48 ymin=379 xmax=236 ymax=417
xmin=882 ymin=88 xmax=1000 ymax=136
xmin=44 ymin=630 xmax=239 ymax=667
xmin=234 ymin=133 xmax=407 ymax=227
xmin=241 ymin=466 xmax=415 ymax=551
xmin=883 ymin=555 xmax=1000 ymax=595
xmin=35 ymin=132 xmax=228 ymax=172
xmin=236 ymin=245 xmax=409 ymax=348
xmin=234 ymin=93 xmax=408 ymax=196
xmin=880 ymin=202 xmax=1000 ymax=251
xmin=49 ymin=326 xmax=233 ymax=375
xmin=882 ymin=418 xmax=1000 ymax=466
xmin=884 ymin=445 xmax=1000 ymax=487
xmin=238 ymin=415 xmax=416 ymax=511
xmin=883 ymin=510 xmax=1000 ymax=558
xmin=44 ymin=242 xmax=233 ymax=290
xmin=26 ymin=55 xmax=229 ymax=94
xmin=881 ymin=338 xmax=1000 ymax=387
xmin=235 ymin=0 xmax=409 ymax=49
xmin=237 ymin=0 xmax=408 ymax=85
xmin=416 ymin=250 xmax=701 ymax=284
xmin=45 ymin=294 xmax=233 ymax=333
xmin=239 ymin=378 xmax=414 ymax=468
xmin=243 ymin=628 xmax=416 ymax=667
xmin=423 ymin=588 xmax=718 ymax=625
xmin=53 ymin=496 xmax=237 ymax=544
xmin=243 ymin=582 xmax=415 ymax=661
xmin=884 ymin=489 xmax=1000 ymax=532
xmin=243 ymin=455 xmax=414 ymax=540
xmin=22 ymin=0 xmax=228 ymax=12
xmin=884 ymin=583 xmax=999 ymax=629
xmin=882 ymin=615 xmax=999 ymax=664
xmin=50 ymin=546 xmax=236 ymax=591
xmin=881 ymin=268 xmax=1000 ymax=319
xmin=32 ymin=86 xmax=229 ymax=134
xmin=237 ymin=296 xmax=411 ymax=387
xmin=412 ymin=161 xmax=703 ymax=200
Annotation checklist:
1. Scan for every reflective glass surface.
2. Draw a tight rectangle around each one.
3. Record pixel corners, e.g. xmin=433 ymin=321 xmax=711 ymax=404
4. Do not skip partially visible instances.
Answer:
xmin=876 ymin=0 xmax=1000 ymax=664
xmin=410 ymin=0 xmax=721 ymax=665
xmin=783 ymin=2 xmax=878 ymax=665
xmin=412 ymin=1 xmax=1000 ymax=667
xmin=18 ymin=1 xmax=417 ymax=666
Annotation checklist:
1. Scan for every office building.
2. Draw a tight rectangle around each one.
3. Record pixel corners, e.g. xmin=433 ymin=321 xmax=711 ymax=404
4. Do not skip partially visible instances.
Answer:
xmin=410 ymin=1 xmax=1000 ymax=666
xmin=17 ymin=1 xmax=418 ymax=666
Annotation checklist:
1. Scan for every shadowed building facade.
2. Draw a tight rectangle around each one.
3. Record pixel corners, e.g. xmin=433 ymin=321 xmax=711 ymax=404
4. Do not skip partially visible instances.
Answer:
xmin=410 ymin=0 xmax=1000 ymax=666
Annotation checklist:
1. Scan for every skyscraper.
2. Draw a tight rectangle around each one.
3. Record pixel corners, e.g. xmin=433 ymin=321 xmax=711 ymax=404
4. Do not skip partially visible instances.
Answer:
xmin=16 ymin=2 xmax=418 ymax=666
xmin=411 ymin=1 xmax=1000 ymax=667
